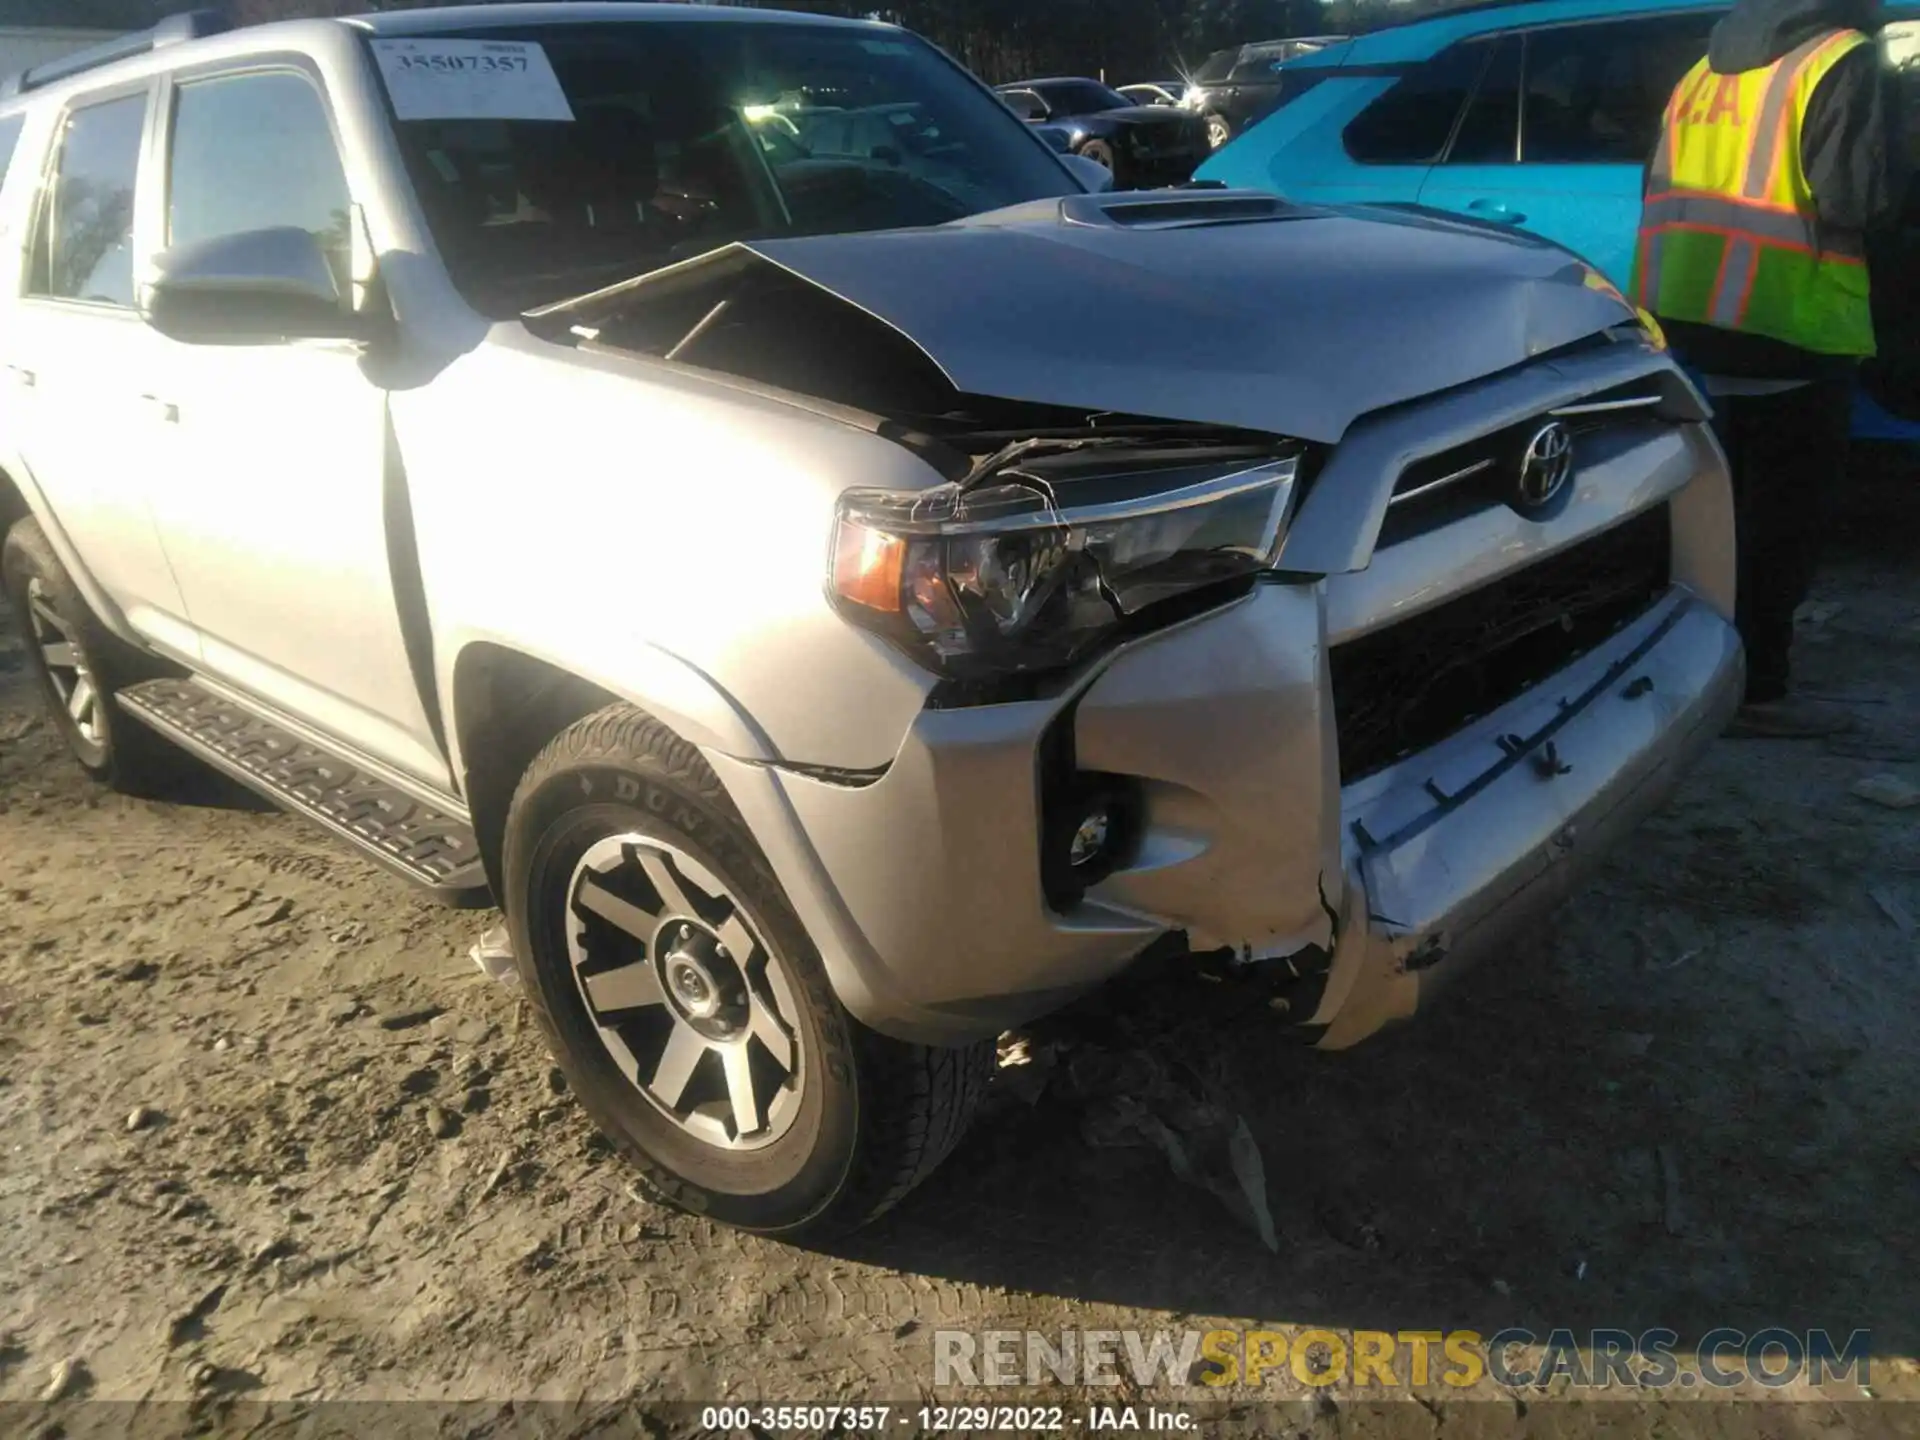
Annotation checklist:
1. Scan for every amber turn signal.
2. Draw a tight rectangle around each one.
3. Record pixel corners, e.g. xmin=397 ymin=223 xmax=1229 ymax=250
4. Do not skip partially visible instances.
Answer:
xmin=832 ymin=522 xmax=905 ymax=614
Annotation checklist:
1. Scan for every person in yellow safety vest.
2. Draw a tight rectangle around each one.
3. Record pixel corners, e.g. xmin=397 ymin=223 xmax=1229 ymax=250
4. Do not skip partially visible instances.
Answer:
xmin=1633 ymin=0 xmax=1905 ymax=738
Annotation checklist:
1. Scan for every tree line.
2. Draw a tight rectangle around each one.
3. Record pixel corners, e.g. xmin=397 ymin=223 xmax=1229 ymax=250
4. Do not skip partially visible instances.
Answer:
xmin=205 ymin=0 xmax=1483 ymax=84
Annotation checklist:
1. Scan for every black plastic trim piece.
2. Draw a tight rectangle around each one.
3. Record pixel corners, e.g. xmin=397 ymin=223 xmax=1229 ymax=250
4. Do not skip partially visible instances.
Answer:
xmin=380 ymin=416 xmax=449 ymax=761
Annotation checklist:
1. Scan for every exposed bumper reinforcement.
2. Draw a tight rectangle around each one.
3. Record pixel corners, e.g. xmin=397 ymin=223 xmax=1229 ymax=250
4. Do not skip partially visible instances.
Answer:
xmin=713 ymin=582 xmax=1738 ymax=1049
xmin=1311 ymin=591 xmax=1744 ymax=1049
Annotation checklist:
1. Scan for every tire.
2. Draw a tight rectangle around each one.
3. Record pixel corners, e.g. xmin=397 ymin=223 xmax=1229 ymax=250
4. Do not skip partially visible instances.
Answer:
xmin=1079 ymin=137 xmax=1117 ymax=170
xmin=1205 ymin=114 xmax=1232 ymax=150
xmin=502 ymin=703 xmax=994 ymax=1236
xmin=1 ymin=515 xmax=182 ymax=793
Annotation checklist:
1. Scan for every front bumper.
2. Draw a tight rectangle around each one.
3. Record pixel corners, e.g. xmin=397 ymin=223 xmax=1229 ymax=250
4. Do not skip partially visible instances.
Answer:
xmin=1312 ymin=591 xmax=1741 ymax=1048
xmin=702 ymin=343 xmax=1739 ymax=1047
xmin=712 ymin=576 xmax=1741 ymax=1050
xmin=1122 ymin=145 xmax=1210 ymax=187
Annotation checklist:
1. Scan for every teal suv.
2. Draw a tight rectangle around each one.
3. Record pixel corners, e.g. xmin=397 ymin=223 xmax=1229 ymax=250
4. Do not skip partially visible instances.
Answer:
xmin=1198 ymin=0 xmax=1920 ymax=441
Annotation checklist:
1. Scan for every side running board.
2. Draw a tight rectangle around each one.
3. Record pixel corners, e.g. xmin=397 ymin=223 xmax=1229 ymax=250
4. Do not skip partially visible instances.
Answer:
xmin=118 ymin=678 xmax=489 ymax=906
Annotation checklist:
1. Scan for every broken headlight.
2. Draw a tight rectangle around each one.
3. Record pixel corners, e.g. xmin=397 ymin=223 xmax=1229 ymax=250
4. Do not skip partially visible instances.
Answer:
xmin=830 ymin=454 xmax=1299 ymax=679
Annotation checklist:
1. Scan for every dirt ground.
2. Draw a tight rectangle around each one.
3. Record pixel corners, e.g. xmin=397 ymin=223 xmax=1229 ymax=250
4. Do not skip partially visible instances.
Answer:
xmin=4 ymin=483 xmax=1920 ymax=1435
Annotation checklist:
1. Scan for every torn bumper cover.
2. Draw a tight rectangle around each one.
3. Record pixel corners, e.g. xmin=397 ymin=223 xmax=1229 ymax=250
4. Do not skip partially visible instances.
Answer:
xmin=1312 ymin=592 xmax=1742 ymax=1050
xmin=711 ymin=576 xmax=1741 ymax=1049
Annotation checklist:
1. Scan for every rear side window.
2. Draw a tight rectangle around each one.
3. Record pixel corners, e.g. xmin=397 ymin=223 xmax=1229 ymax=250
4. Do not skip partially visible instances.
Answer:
xmin=166 ymin=70 xmax=352 ymax=291
xmin=1447 ymin=34 xmax=1523 ymax=163
xmin=26 ymin=93 xmax=145 ymax=308
xmin=1521 ymin=15 xmax=1717 ymax=163
xmin=1344 ymin=41 xmax=1493 ymax=165
xmin=0 ymin=114 xmax=25 ymax=192
xmin=1231 ymin=47 xmax=1288 ymax=81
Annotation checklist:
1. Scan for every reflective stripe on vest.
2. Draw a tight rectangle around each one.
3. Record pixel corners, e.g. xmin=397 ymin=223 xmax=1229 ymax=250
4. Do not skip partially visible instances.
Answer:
xmin=1630 ymin=28 xmax=1873 ymax=357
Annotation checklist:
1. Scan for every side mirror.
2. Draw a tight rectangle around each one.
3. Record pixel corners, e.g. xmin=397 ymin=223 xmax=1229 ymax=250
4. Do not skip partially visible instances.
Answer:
xmin=1061 ymin=152 xmax=1116 ymax=193
xmin=140 ymin=226 xmax=361 ymax=345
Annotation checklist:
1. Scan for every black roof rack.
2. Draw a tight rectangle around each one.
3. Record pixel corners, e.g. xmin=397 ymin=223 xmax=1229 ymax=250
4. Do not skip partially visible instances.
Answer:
xmin=0 ymin=9 xmax=231 ymax=102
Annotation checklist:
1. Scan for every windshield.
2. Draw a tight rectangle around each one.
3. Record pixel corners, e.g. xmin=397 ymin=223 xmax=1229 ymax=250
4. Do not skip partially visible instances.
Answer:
xmin=1035 ymin=80 xmax=1133 ymax=115
xmin=375 ymin=20 xmax=1077 ymax=314
xmin=1193 ymin=52 xmax=1236 ymax=83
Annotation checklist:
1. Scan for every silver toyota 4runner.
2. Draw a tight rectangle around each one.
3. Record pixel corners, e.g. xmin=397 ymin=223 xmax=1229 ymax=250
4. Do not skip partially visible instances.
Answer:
xmin=0 ymin=4 xmax=1741 ymax=1235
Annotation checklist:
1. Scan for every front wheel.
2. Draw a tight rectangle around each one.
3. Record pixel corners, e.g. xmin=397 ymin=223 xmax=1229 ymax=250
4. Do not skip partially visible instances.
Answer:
xmin=503 ymin=704 xmax=993 ymax=1236
xmin=1205 ymin=115 xmax=1232 ymax=150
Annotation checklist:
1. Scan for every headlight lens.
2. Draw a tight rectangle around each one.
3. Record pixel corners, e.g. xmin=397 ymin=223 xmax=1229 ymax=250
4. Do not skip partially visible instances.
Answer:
xmin=830 ymin=456 xmax=1299 ymax=679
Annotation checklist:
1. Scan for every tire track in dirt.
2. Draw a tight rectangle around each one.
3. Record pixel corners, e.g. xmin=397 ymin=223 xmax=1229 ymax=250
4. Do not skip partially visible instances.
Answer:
xmin=6 ymin=574 xmax=1920 ymax=1419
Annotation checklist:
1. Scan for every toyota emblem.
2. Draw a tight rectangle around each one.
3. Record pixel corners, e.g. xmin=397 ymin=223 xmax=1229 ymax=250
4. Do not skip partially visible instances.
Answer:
xmin=1515 ymin=421 xmax=1575 ymax=514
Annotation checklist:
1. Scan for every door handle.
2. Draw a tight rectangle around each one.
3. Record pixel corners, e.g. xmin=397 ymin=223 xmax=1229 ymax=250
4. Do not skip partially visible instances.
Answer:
xmin=1466 ymin=199 xmax=1527 ymax=226
xmin=6 ymin=364 xmax=34 ymax=389
xmin=138 ymin=394 xmax=179 ymax=424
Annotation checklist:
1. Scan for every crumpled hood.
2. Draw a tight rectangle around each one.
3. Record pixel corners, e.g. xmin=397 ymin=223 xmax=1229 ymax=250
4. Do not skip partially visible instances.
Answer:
xmin=550 ymin=191 xmax=1640 ymax=445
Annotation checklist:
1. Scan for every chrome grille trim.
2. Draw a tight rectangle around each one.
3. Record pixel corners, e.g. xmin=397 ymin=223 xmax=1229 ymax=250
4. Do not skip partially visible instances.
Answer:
xmin=1385 ymin=457 xmax=1493 ymax=510
xmin=1276 ymin=342 xmax=1710 ymax=577
xmin=1550 ymin=395 xmax=1665 ymax=418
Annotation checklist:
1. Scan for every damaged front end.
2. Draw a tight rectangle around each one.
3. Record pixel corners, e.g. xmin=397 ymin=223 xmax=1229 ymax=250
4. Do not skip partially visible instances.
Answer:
xmin=526 ymin=197 xmax=1739 ymax=1050
xmin=530 ymin=221 xmax=1328 ymax=698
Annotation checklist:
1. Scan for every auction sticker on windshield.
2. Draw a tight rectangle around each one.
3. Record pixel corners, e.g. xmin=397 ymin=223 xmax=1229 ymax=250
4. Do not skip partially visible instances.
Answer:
xmin=371 ymin=39 xmax=575 ymax=122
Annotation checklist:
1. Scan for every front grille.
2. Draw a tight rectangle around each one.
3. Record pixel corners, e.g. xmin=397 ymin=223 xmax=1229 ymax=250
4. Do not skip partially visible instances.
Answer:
xmin=1124 ymin=150 xmax=1207 ymax=187
xmin=1385 ymin=376 xmax=1669 ymax=517
xmin=1329 ymin=505 xmax=1672 ymax=784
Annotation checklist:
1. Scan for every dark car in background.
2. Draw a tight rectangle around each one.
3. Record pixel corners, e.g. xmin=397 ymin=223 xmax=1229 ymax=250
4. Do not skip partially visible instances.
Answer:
xmin=1118 ymin=80 xmax=1184 ymax=108
xmin=742 ymin=98 xmax=1065 ymax=221
xmin=997 ymin=77 xmax=1210 ymax=187
xmin=1182 ymin=36 xmax=1344 ymax=147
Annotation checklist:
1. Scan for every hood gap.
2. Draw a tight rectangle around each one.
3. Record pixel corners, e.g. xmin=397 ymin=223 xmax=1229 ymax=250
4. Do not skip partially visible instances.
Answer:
xmin=568 ymin=251 xmax=1294 ymax=478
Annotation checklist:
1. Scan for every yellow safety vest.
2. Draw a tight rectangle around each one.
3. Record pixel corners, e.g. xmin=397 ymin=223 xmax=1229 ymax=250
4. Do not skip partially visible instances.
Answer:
xmin=1630 ymin=28 xmax=1874 ymax=357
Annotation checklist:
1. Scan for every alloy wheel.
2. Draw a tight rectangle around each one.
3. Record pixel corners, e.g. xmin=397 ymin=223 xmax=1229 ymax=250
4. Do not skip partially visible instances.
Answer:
xmin=1207 ymin=116 xmax=1231 ymax=149
xmin=564 ymin=834 xmax=804 ymax=1151
xmin=24 ymin=576 xmax=100 ymax=745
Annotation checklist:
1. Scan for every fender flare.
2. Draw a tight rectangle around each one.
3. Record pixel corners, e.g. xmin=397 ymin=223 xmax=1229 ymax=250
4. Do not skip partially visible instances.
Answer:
xmin=441 ymin=631 xmax=778 ymax=788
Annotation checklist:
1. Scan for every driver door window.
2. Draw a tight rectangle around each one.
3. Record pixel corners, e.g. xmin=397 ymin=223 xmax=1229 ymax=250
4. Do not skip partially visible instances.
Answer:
xmin=166 ymin=69 xmax=353 ymax=292
xmin=1520 ymin=16 xmax=1716 ymax=164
